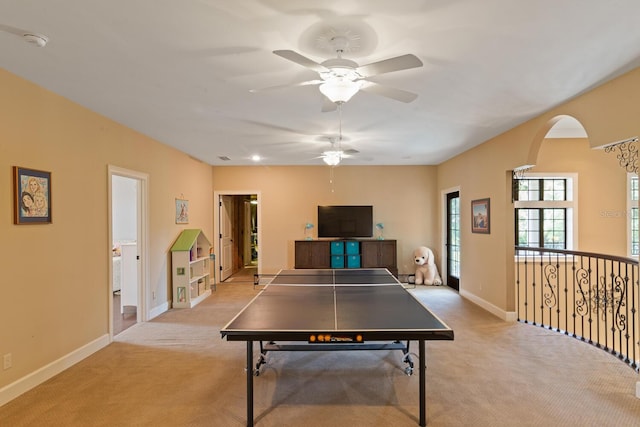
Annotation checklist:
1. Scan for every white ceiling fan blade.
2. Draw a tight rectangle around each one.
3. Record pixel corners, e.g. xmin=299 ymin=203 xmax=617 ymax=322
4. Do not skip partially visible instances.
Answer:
xmin=360 ymin=81 xmax=418 ymax=103
xmin=250 ymin=79 xmax=323 ymax=93
xmin=273 ymin=50 xmax=329 ymax=73
xmin=232 ymin=119 xmax=320 ymax=136
xmin=356 ymin=54 xmax=423 ymax=77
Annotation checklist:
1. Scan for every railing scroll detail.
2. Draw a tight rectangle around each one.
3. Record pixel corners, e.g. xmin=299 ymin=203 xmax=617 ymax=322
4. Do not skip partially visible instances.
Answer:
xmin=516 ymin=246 xmax=639 ymax=371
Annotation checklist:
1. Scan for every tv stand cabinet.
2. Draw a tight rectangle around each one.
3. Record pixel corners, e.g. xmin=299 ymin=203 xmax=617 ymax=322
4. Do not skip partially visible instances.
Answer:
xmin=294 ymin=240 xmax=330 ymax=269
xmin=295 ymin=240 xmax=397 ymax=277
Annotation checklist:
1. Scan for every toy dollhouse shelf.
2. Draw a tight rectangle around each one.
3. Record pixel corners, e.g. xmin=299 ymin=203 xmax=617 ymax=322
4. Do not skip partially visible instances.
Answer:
xmin=171 ymin=229 xmax=212 ymax=308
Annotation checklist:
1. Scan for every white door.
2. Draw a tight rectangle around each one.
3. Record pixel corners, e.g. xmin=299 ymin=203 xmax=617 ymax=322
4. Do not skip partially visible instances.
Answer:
xmin=120 ymin=242 xmax=138 ymax=312
xmin=220 ymin=195 xmax=234 ymax=281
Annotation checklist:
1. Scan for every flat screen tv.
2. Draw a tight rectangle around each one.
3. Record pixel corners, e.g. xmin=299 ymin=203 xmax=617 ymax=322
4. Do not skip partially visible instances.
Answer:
xmin=317 ymin=205 xmax=373 ymax=238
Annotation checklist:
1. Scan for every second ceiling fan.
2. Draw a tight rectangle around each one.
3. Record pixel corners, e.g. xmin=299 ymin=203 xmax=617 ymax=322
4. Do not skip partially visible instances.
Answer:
xmin=254 ymin=35 xmax=423 ymax=110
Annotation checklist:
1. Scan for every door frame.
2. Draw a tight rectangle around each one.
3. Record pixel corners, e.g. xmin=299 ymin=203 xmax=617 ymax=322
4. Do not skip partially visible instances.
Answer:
xmin=214 ymin=190 xmax=262 ymax=280
xmin=108 ymin=165 xmax=149 ymax=339
xmin=441 ymin=186 xmax=461 ymax=291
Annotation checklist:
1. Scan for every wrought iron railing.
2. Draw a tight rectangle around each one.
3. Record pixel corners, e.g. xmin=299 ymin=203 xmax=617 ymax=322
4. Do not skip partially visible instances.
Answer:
xmin=515 ymin=246 xmax=640 ymax=371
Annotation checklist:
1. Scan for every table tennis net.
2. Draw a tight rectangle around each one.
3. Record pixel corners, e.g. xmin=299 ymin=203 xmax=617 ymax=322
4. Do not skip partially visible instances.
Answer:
xmin=253 ymin=269 xmax=400 ymax=287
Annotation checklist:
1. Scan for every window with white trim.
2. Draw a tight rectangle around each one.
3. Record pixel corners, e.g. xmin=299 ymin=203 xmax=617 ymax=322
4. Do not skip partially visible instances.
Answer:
xmin=514 ymin=173 xmax=576 ymax=250
xmin=628 ymin=174 xmax=638 ymax=257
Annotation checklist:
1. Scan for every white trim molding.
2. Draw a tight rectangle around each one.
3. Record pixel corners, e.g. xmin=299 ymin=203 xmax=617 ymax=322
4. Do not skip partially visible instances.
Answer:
xmin=460 ymin=289 xmax=517 ymax=322
xmin=0 ymin=334 xmax=109 ymax=407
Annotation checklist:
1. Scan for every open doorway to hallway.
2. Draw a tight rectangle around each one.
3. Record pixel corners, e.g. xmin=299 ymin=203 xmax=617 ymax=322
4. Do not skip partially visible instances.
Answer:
xmin=111 ymin=175 xmax=139 ymax=335
xmin=109 ymin=166 xmax=148 ymax=337
xmin=216 ymin=192 xmax=260 ymax=282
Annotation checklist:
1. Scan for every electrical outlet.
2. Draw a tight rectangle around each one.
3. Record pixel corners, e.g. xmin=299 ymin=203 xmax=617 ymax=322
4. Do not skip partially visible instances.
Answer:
xmin=3 ymin=353 xmax=12 ymax=370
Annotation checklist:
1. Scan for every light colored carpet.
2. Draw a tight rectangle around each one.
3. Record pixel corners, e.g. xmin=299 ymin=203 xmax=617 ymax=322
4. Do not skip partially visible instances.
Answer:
xmin=1 ymin=281 xmax=639 ymax=426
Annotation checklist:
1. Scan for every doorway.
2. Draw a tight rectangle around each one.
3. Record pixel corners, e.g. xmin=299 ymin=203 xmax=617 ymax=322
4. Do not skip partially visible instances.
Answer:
xmin=445 ymin=190 xmax=460 ymax=291
xmin=215 ymin=192 xmax=261 ymax=282
xmin=108 ymin=166 xmax=148 ymax=337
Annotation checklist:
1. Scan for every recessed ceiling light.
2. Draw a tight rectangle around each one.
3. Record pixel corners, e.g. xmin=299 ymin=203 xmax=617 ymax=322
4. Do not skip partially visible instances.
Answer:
xmin=251 ymin=155 xmax=261 ymax=162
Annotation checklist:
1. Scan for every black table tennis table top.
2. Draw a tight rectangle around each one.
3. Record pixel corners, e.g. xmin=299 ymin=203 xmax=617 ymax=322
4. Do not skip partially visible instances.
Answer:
xmin=221 ymin=268 xmax=454 ymax=342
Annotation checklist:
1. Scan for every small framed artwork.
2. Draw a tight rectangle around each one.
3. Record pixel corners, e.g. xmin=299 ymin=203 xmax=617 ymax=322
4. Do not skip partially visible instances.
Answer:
xmin=13 ymin=166 xmax=52 ymax=224
xmin=176 ymin=267 xmax=185 ymax=276
xmin=175 ymin=198 xmax=189 ymax=224
xmin=471 ymin=198 xmax=490 ymax=234
xmin=177 ymin=287 xmax=186 ymax=303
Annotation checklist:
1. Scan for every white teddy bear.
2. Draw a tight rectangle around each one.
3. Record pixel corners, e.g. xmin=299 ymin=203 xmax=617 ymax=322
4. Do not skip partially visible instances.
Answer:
xmin=413 ymin=246 xmax=442 ymax=286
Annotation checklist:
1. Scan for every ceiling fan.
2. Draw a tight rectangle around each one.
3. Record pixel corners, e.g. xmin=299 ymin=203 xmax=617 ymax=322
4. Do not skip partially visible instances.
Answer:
xmin=0 ymin=24 xmax=48 ymax=47
xmin=253 ymin=35 xmax=423 ymax=109
xmin=319 ymin=104 xmax=358 ymax=166
xmin=319 ymin=135 xmax=359 ymax=166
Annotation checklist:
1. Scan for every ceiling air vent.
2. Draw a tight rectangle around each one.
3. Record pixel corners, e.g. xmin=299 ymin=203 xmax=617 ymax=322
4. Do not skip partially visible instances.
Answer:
xmin=218 ymin=156 xmax=231 ymax=161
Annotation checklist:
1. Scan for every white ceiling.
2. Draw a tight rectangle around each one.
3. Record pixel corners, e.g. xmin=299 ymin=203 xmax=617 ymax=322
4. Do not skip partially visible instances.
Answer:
xmin=2 ymin=0 xmax=638 ymax=166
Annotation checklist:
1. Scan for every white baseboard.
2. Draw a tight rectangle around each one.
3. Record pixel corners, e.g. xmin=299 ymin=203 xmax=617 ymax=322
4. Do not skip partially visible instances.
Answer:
xmin=148 ymin=301 xmax=169 ymax=320
xmin=0 ymin=334 xmax=109 ymax=407
xmin=636 ymin=381 xmax=640 ymax=399
xmin=459 ymin=289 xmax=517 ymax=321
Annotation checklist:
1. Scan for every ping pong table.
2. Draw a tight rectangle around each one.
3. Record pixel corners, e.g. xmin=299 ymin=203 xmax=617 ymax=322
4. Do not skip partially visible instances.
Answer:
xmin=220 ymin=268 xmax=454 ymax=427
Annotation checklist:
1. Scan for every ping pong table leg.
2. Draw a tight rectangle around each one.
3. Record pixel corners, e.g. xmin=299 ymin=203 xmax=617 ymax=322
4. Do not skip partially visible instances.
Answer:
xmin=419 ymin=339 xmax=426 ymax=427
xmin=247 ymin=340 xmax=254 ymax=427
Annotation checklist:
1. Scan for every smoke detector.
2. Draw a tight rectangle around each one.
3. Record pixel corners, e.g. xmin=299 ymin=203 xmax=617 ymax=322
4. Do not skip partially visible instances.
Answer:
xmin=23 ymin=33 xmax=48 ymax=47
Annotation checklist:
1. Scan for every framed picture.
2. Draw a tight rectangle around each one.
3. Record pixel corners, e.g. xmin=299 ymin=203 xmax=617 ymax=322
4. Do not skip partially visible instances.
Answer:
xmin=471 ymin=198 xmax=490 ymax=234
xmin=175 ymin=198 xmax=189 ymax=224
xmin=13 ymin=166 xmax=52 ymax=224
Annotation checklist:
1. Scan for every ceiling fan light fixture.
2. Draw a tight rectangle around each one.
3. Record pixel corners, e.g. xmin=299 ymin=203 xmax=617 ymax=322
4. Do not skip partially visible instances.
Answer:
xmin=319 ymin=79 xmax=362 ymax=103
xmin=322 ymin=150 xmax=343 ymax=166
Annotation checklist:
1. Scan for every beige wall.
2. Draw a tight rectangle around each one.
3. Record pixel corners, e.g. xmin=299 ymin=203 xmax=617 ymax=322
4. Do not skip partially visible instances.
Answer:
xmin=437 ymin=67 xmax=640 ymax=315
xmin=535 ymin=137 xmax=627 ymax=255
xmin=0 ymin=69 xmax=213 ymax=391
xmin=212 ymin=165 xmax=439 ymax=275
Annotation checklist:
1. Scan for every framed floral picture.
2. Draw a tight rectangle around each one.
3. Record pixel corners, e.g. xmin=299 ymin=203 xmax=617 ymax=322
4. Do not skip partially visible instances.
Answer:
xmin=177 ymin=286 xmax=186 ymax=303
xmin=471 ymin=198 xmax=490 ymax=234
xmin=13 ymin=166 xmax=52 ymax=224
xmin=175 ymin=198 xmax=189 ymax=224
